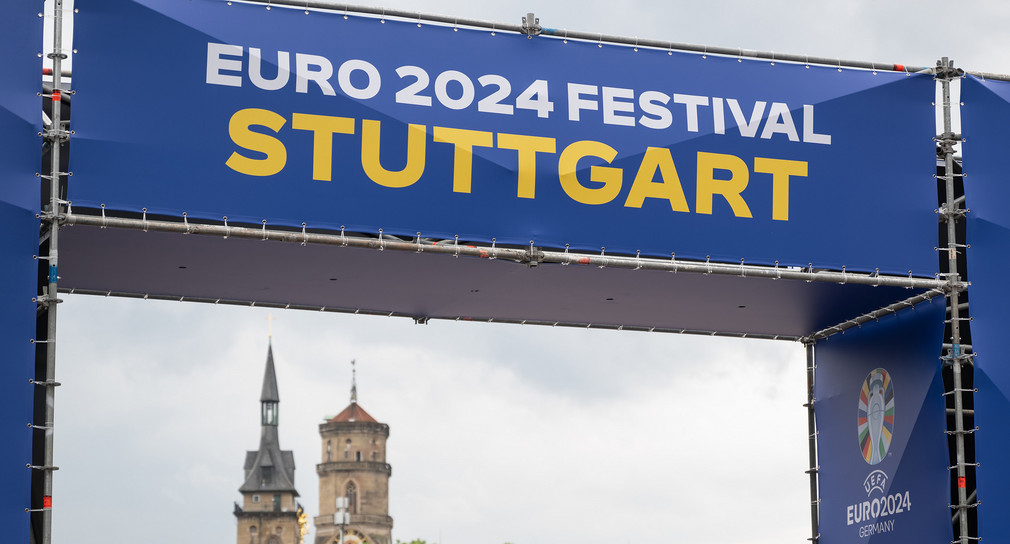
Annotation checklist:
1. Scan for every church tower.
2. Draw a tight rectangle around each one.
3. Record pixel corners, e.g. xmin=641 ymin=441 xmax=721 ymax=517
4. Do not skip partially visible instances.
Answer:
xmin=235 ymin=342 xmax=307 ymax=544
xmin=315 ymin=362 xmax=393 ymax=544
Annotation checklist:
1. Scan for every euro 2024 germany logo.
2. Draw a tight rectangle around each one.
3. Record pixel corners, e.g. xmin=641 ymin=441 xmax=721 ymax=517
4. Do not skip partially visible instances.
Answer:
xmin=858 ymin=368 xmax=894 ymax=465
xmin=847 ymin=368 xmax=911 ymax=537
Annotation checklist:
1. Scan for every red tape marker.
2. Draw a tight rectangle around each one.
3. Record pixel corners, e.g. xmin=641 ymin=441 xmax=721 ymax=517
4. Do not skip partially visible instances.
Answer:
xmin=43 ymin=496 xmax=52 ymax=509
xmin=52 ymin=90 xmax=61 ymax=103
xmin=958 ymin=477 xmax=967 ymax=489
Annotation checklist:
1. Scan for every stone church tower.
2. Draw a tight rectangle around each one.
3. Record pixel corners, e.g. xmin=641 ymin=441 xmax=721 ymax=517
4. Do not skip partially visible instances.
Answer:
xmin=235 ymin=342 xmax=307 ymax=544
xmin=315 ymin=363 xmax=393 ymax=544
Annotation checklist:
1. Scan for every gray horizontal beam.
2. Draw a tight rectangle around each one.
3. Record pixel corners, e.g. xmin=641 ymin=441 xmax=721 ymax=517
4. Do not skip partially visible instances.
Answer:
xmin=64 ymin=213 xmax=950 ymax=290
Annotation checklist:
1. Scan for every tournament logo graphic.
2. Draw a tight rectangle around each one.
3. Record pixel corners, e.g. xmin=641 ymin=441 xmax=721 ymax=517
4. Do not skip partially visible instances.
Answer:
xmin=857 ymin=368 xmax=894 ymax=465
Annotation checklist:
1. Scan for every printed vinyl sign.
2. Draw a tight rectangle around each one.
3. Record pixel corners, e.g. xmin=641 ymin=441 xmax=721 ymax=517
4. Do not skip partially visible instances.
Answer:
xmin=71 ymin=0 xmax=937 ymax=274
xmin=814 ymin=303 xmax=950 ymax=543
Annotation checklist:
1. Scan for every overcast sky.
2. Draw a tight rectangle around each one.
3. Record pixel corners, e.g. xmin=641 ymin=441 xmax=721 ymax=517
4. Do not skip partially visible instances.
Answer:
xmin=46 ymin=1 xmax=1010 ymax=544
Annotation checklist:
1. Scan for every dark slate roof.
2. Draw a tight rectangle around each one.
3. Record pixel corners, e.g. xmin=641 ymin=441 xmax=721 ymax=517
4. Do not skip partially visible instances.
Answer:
xmin=240 ymin=344 xmax=297 ymax=495
xmin=260 ymin=343 xmax=279 ymax=403
xmin=240 ymin=428 xmax=298 ymax=494
xmin=328 ymin=402 xmax=378 ymax=423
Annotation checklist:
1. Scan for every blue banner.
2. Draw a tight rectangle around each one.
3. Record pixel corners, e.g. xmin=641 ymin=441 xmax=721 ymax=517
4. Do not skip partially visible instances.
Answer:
xmin=960 ymin=75 xmax=1010 ymax=542
xmin=71 ymin=0 xmax=937 ymax=274
xmin=813 ymin=302 xmax=950 ymax=543
xmin=0 ymin=1 xmax=43 ymax=541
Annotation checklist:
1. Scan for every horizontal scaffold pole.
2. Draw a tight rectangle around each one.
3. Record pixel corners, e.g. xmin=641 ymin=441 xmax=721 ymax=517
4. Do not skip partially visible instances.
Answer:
xmin=64 ymin=213 xmax=951 ymax=291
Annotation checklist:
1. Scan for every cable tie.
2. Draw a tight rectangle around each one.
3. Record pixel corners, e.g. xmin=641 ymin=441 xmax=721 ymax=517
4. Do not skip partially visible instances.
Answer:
xmin=490 ymin=238 xmax=497 ymax=260
xmin=261 ymin=219 xmax=268 ymax=241
xmin=705 ymin=255 xmax=712 ymax=275
xmin=453 ymin=235 xmax=459 ymax=257
xmin=670 ymin=252 xmax=677 ymax=273
xmin=183 ymin=212 xmax=190 ymax=234
xmin=598 ymin=247 xmax=606 ymax=269
xmin=100 ymin=204 xmax=107 ymax=228
xmin=562 ymin=244 xmax=570 ymax=265
xmin=378 ymin=228 xmax=385 ymax=251
xmin=340 ymin=225 xmax=346 ymax=246
xmin=142 ymin=207 xmax=148 ymax=232
xmin=301 ymin=222 xmax=307 ymax=246
xmin=415 ymin=232 xmax=422 ymax=253
xmin=635 ymin=250 xmax=642 ymax=270
xmin=222 ymin=216 xmax=229 ymax=239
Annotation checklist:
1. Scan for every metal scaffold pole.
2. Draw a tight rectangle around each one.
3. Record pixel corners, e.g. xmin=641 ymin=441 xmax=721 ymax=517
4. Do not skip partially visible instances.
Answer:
xmin=935 ymin=56 xmax=973 ymax=544
xmin=803 ymin=343 xmax=820 ymax=544
xmin=37 ymin=1 xmax=67 ymax=543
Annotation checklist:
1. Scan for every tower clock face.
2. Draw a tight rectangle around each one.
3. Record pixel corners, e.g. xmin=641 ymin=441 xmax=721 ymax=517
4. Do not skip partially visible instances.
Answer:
xmin=336 ymin=529 xmax=369 ymax=544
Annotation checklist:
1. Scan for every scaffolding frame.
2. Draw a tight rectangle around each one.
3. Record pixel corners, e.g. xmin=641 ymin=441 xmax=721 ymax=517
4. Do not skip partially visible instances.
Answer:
xmin=32 ymin=3 xmax=986 ymax=543
xmin=33 ymin=2 xmax=67 ymax=544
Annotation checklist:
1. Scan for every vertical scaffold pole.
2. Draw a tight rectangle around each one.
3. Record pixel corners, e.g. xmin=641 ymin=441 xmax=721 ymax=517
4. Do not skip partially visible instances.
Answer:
xmin=804 ymin=342 xmax=819 ymax=543
xmin=936 ymin=56 xmax=970 ymax=544
xmin=39 ymin=1 xmax=66 ymax=543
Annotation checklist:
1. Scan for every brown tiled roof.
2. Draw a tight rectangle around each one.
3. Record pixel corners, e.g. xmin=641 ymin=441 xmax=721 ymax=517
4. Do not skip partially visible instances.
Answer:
xmin=328 ymin=402 xmax=378 ymax=423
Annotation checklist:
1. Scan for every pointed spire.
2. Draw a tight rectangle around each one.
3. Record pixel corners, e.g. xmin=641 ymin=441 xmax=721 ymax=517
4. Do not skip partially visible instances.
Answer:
xmin=350 ymin=359 xmax=357 ymax=404
xmin=261 ymin=342 xmax=280 ymax=403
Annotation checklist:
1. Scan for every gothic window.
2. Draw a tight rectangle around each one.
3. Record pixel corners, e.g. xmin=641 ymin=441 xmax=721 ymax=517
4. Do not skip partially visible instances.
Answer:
xmin=345 ymin=481 xmax=358 ymax=514
xmin=262 ymin=402 xmax=278 ymax=426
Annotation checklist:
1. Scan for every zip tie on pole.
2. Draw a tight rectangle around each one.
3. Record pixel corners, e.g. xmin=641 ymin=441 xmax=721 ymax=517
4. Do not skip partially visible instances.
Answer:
xmin=183 ymin=212 xmax=190 ymax=234
xmin=598 ymin=247 xmax=606 ymax=268
xmin=301 ymin=222 xmax=307 ymax=246
xmin=705 ymin=255 xmax=712 ymax=275
xmin=739 ymin=258 xmax=746 ymax=277
xmin=562 ymin=244 xmax=570 ymax=265
xmin=670 ymin=252 xmax=677 ymax=273
xmin=635 ymin=250 xmax=642 ymax=270
xmin=222 ymin=216 xmax=229 ymax=239
xmin=141 ymin=208 xmax=148 ymax=231
xmin=261 ymin=219 xmax=268 ymax=241
xmin=379 ymin=228 xmax=385 ymax=251
xmin=415 ymin=232 xmax=422 ymax=253
xmin=453 ymin=235 xmax=459 ymax=257
xmin=100 ymin=204 xmax=106 ymax=228
xmin=942 ymin=388 xmax=978 ymax=397
xmin=490 ymin=238 xmax=497 ymax=260
xmin=838 ymin=266 xmax=847 ymax=285
xmin=774 ymin=260 xmax=781 ymax=280
xmin=340 ymin=225 xmax=346 ymax=246
xmin=806 ymin=262 xmax=814 ymax=282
